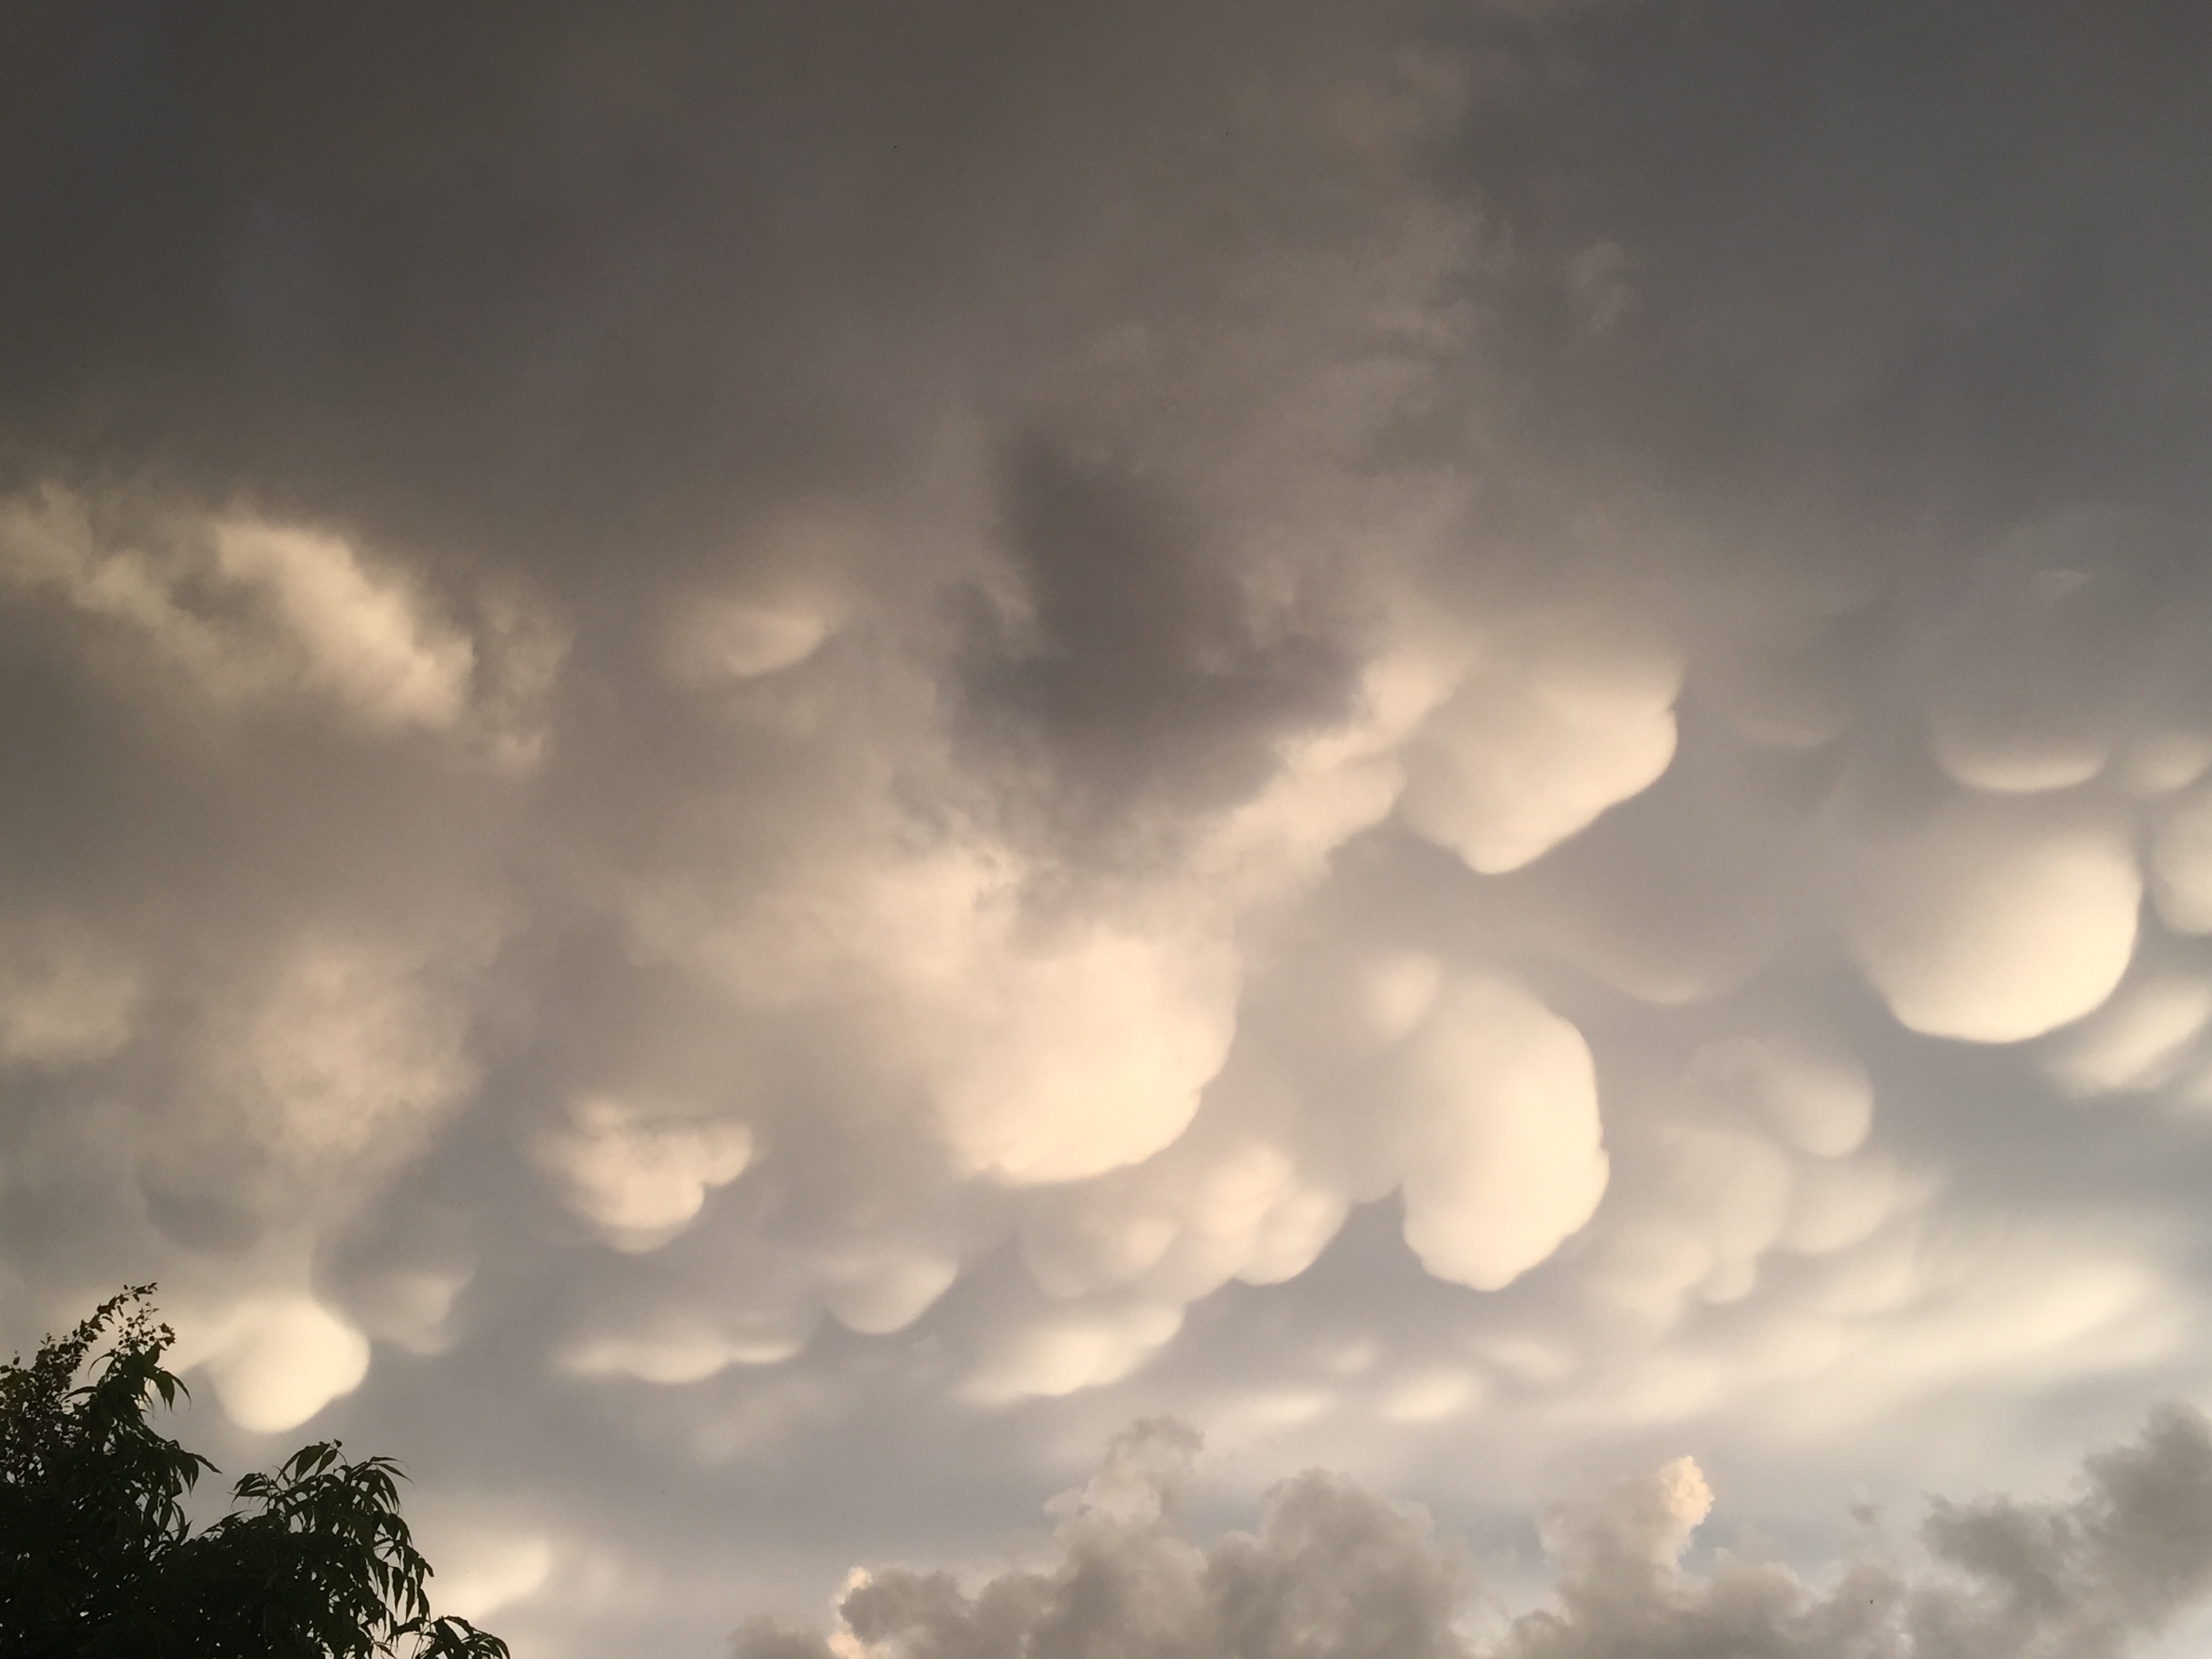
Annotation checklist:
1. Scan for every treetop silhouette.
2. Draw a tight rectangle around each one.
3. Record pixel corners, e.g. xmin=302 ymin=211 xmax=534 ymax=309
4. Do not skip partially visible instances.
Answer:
xmin=0 ymin=1285 xmax=508 ymax=1658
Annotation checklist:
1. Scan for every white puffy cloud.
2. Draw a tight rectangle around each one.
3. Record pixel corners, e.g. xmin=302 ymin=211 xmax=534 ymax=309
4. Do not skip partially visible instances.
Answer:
xmin=1774 ymin=1153 xmax=1914 ymax=1255
xmin=226 ymin=932 xmax=481 ymax=1172
xmin=1021 ymin=1132 xmax=1349 ymax=1306
xmin=1580 ymin=1226 xmax=2181 ymax=1438
xmin=796 ymin=1420 xmax=1468 ymax=1659
xmin=1352 ymin=952 xmax=1448 ymax=1049
xmin=536 ymin=1096 xmax=755 ymax=1252
xmin=558 ymin=1300 xmax=815 ymax=1385
xmin=1379 ymin=1368 xmax=1483 ymax=1425
xmin=1841 ymin=802 xmax=2140 ymax=1043
xmin=1496 ymin=1406 xmax=2212 ymax=1659
xmin=12 ymin=13 xmax=2212 ymax=1655
xmin=1582 ymin=1120 xmax=1794 ymax=1319
xmin=1400 ymin=629 xmax=1681 ymax=876
xmin=1549 ymin=1028 xmax=1929 ymax=1334
xmin=178 ymin=1292 xmax=373 ymax=1434
xmin=813 ymin=1244 xmax=962 ymax=1338
xmin=670 ymin=601 xmax=830 ymax=682
xmin=1396 ymin=976 xmax=1610 ymax=1292
xmin=345 ymin=1265 xmax=474 ymax=1356
xmin=924 ymin=922 xmax=1241 ymax=1187
xmin=2113 ymin=730 xmax=2212 ymax=798
xmin=418 ymin=1526 xmax=556 ymax=1626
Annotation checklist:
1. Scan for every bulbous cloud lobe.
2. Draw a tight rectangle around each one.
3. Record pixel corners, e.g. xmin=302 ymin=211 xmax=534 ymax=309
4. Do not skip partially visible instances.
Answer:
xmin=6 ymin=5 xmax=2212 ymax=1652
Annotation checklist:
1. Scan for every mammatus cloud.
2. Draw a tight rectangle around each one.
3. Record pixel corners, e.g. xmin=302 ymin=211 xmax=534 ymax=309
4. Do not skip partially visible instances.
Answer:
xmin=1395 ymin=977 xmax=1608 ymax=1291
xmin=743 ymin=1409 xmax=2212 ymax=1659
xmin=1399 ymin=622 xmax=1681 ymax=877
xmin=6 ymin=7 xmax=2212 ymax=1653
xmin=1841 ymin=800 xmax=2142 ymax=1044
xmin=173 ymin=1292 xmax=373 ymax=1435
xmin=537 ymin=1097 xmax=757 ymax=1253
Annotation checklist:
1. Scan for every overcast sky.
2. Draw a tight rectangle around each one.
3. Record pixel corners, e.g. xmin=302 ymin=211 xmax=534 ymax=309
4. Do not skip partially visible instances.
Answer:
xmin=7 ymin=2 xmax=2212 ymax=1656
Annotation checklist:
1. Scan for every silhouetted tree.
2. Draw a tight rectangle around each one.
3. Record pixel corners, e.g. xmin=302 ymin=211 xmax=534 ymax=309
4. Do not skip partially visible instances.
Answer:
xmin=0 ymin=1286 xmax=508 ymax=1658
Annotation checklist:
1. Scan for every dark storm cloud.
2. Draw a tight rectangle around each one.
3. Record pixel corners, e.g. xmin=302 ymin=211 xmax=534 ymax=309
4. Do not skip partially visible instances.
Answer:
xmin=1435 ymin=0 xmax=2212 ymax=541
xmin=0 ymin=0 xmax=1417 ymax=572
xmin=956 ymin=436 xmax=1359 ymax=847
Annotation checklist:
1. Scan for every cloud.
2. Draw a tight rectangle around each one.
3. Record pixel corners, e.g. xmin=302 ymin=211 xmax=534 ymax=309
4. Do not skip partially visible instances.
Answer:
xmin=1395 ymin=977 xmax=1610 ymax=1292
xmin=956 ymin=437 xmax=1360 ymax=839
xmin=1922 ymin=508 xmax=2144 ymax=795
xmin=1504 ymin=1404 xmax=2212 ymax=1659
xmin=966 ymin=1302 xmax=1189 ymax=1404
xmin=0 ymin=485 xmax=562 ymax=760
xmin=1399 ymin=623 xmax=1682 ymax=877
xmin=6 ymin=4 xmax=2212 ymax=1650
xmin=173 ymin=1292 xmax=373 ymax=1435
xmin=535 ymin=1096 xmax=756 ymax=1252
xmin=2152 ymin=785 xmax=2212 ymax=935
xmin=211 ymin=518 xmax=474 ymax=730
xmin=1685 ymin=1038 xmax=1872 ymax=1160
xmin=1840 ymin=800 xmax=2141 ymax=1043
xmin=2043 ymin=971 xmax=2212 ymax=1097
xmin=1018 ymin=1131 xmax=1349 ymax=1307
xmin=558 ymin=1298 xmax=815 ymax=1386
xmin=737 ymin=1408 xmax=2212 ymax=1659
xmin=922 ymin=920 xmax=1242 ymax=1187
xmin=802 ymin=1420 xmax=1468 ymax=1659
xmin=0 ymin=491 xmax=458 ymax=728
xmin=0 ymin=920 xmax=137 ymax=1069
xmin=423 ymin=1528 xmax=556 ymax=1626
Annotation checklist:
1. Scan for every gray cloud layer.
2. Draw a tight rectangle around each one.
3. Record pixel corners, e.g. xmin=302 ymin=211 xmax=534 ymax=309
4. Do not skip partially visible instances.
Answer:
xmin=5 ymin=2 xmax=2212 ymax=1655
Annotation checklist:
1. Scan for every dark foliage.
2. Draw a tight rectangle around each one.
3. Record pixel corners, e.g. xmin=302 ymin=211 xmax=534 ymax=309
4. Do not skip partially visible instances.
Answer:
xmin=0 ymin=1286 xmax=508 ymax=1659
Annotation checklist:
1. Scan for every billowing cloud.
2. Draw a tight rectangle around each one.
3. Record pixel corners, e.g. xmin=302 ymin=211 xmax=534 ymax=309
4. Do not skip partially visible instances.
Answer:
xmin=5 ymin=3 xmax=2212 ymax=1656
xmin=1395 ymin=977 xmax=1610 ymax=1291
xmin=536 ymin=1097 xmax=756 ymax=1252
xmin=173 ymin=1292 xmax=373 ymax=1434
xmin=1841 ymin=800 xmax=2141 ymax=1043
xmin=924 ymin=922 xmax=1242 ymax=1187
xmin=1500 ymin=1404 xmax=2212 ymax=1659
xmin=0 ymin=486 xmax=562 ymax=761
xmin=735 ymin=1409 xmax=2212 ymax=1659
xmin=1399 ymin=625 xmax=1681 ymax=876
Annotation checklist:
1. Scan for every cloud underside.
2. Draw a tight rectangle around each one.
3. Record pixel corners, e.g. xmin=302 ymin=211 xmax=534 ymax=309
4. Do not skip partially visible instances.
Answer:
xmin=9 ymin=443 xmax=2207 ymax=1429
xmin=5 ymin=2 xmax=2212 ymax=1652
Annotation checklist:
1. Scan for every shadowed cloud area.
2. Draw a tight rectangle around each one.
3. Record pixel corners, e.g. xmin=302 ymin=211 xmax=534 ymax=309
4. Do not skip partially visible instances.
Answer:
xmin=4 ymin=0 xmax=2212 ymax=1654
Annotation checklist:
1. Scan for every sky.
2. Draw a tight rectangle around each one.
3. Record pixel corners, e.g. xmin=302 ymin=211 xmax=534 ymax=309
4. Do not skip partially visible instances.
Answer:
xmin=6 ymin=1 xmax=2212 ymax=1654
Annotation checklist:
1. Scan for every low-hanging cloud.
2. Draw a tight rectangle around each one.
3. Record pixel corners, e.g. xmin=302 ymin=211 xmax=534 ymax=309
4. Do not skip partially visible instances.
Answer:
xmin=743 ymin=1408 xmax=2212 ymax=1659
xmin=7 ymin=4 xmax=2212 ymax=1653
